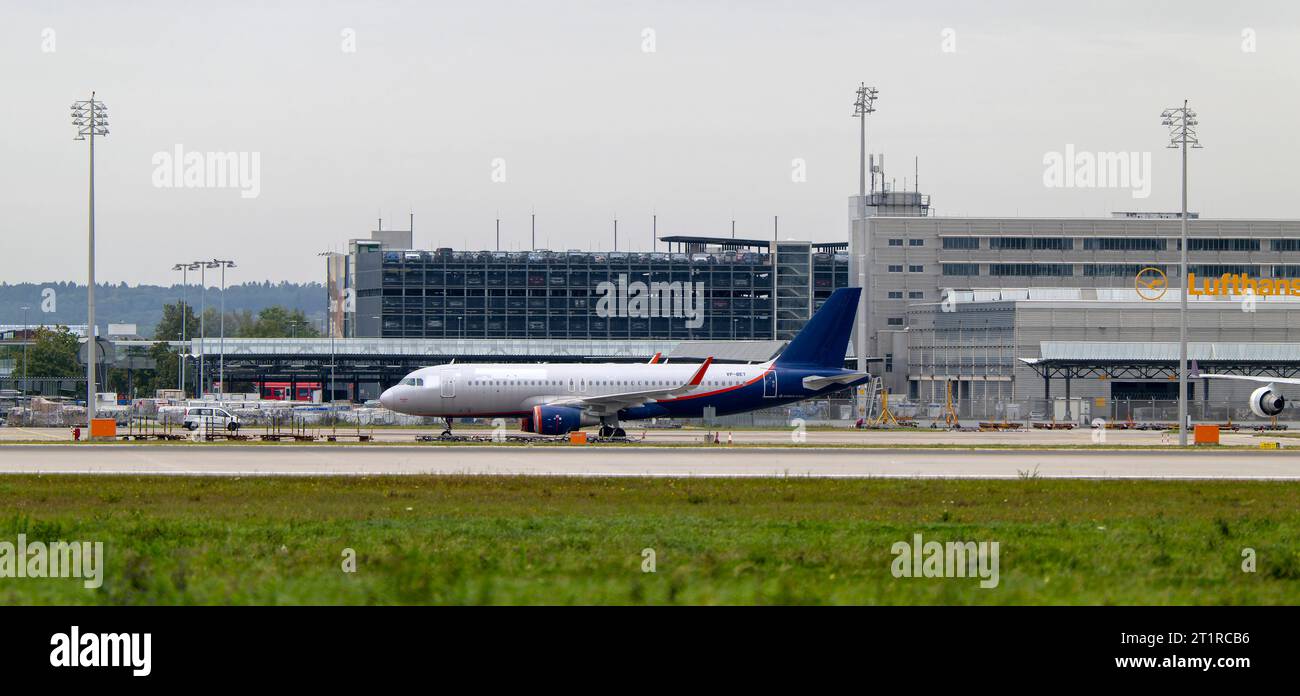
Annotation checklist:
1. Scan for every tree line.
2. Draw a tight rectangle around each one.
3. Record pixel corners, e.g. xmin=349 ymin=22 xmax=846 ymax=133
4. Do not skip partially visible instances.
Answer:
xmin=0 ymin=281 xmax=324 ymax=337
xmin=6 ymin=303 xmax=322 ymax=398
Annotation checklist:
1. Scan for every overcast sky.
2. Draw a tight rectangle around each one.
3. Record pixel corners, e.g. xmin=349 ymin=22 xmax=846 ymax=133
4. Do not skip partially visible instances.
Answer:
xmin=2 ymin=0 xmax=1298 ymax=285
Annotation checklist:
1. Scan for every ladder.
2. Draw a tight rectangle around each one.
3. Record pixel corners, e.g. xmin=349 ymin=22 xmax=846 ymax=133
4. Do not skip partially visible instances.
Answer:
xmin=865 ymin=377 xmax=899 ymax=427
xmin=862 ymin=377 xmax=882 ymax=422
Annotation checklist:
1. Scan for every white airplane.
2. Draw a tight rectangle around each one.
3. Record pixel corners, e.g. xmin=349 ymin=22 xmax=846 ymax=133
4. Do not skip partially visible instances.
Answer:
xmin=380 ymin=288 xmax=871 ymax=437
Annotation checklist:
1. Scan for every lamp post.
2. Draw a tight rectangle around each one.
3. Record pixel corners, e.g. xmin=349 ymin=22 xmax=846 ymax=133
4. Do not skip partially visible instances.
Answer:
xmin=71 ymin=93 xmax=108 ymax=421
xmin=317 ymin=251 xmax=338 ymax=403
xmin=193 ymin=260 xmax=218 ymax=396
xmin=176 ymin=330 xmax=183 ymax=392
xmin=173 ymin=262 xmax=199 ymax=396
xmin=212 ymin=259 xmax=236 ymax=394
xmin=1161 ymin=101 xmax=1202 ymax=446
xmin=20 ymin=305 xmax=30 ymax=395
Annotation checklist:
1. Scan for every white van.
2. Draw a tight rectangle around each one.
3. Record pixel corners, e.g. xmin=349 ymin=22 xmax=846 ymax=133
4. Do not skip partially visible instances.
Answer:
xmin=182 ymin=406 xmax=241 ymax=431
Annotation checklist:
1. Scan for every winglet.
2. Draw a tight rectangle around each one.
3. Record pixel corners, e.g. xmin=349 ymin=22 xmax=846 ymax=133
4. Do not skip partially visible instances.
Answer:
xmin=648 ymin=352 xmax=662 ymax=364
xmin=1189 ymin=359 xmax=1199 ymax=379
xmin=686 ymin=357 xmax=713 ymax=387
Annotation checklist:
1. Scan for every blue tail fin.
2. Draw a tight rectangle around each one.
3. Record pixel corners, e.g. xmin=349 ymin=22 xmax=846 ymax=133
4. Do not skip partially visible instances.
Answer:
xmin=775 ymin=287 xmax=861 ymax=368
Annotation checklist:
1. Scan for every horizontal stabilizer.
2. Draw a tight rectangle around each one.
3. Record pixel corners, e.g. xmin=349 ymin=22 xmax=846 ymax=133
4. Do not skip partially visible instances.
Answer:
xmin=802 ymin=372 xmax=871 ymax=391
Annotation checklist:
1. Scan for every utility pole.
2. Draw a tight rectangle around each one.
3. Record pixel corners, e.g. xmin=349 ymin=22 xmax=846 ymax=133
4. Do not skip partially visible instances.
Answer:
xmin=1161 ymin=101 xmax=1202 ymax=446
xmin=71 ymin=93 xmax=108 ymax=422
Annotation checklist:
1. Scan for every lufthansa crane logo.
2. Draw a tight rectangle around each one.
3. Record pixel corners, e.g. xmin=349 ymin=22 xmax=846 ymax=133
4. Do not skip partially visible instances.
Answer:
xmin=1135 ymin=267 xmax=1168 ymax=301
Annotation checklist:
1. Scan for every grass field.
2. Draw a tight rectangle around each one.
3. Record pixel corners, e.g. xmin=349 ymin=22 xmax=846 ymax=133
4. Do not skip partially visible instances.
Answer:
xmin=2 ymin=475 xmax=1298 ymax=605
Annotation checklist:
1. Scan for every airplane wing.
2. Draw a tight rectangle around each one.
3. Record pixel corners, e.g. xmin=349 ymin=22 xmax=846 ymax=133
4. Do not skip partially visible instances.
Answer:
xmin=548 ymin=357 xmax=713 ymax=415
xmin=802 ymin=372 xmax=871 ymax=391
xmin=1200 ymin=373 xmax=1300 ymax=386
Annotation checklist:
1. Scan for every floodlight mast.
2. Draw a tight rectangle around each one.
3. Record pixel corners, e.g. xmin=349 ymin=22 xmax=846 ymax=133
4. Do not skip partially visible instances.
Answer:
xmin=1161 ymin=100 xmax=1203 ymax=447
xmin=852 ymin=84 xmax=879 ymax=198
xmin=71 ymin=93 xmax=108 ymax=424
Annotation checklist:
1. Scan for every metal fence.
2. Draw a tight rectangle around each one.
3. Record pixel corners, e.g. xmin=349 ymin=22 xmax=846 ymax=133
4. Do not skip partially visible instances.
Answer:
xmin=687 ymin=396 xmax=1298 ymax=428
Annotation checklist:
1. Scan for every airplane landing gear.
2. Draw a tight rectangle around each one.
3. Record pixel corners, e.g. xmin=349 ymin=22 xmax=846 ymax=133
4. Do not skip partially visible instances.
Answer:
xmin=439 ymin=417 xmax=454 ymax=439
xmin=598 ymin=418 xmax=626 ymax=439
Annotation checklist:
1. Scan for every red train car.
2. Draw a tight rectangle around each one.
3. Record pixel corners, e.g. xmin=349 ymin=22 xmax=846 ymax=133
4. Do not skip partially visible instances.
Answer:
xmin=259 ymin=382 xmax=320 ymax=401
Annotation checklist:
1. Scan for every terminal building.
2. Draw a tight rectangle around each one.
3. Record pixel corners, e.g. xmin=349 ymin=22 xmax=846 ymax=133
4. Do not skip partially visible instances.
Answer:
xmin=311 ymin=190 xmax=1300 ymax=411
xmin=847 ymin=203 xmax=1300 ymax=404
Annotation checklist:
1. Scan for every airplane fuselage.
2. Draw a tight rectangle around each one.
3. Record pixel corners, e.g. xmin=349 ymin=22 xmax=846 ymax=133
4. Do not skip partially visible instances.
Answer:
xmin=380 ymin=287 xmax=872 ymax=431
xmin=380 ymin=360 xmax=859 ymax=421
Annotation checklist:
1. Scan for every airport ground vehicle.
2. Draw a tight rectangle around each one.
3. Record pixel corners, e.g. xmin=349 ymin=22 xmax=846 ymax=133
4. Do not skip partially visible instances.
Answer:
xmin=182 ymin=406 xmax=241 ymax=431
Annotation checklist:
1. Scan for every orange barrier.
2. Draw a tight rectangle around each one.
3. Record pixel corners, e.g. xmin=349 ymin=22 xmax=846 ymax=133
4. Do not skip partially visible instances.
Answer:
xmin=89 ymin=418 xmax=117 ymax=439
xmin=1193 ymin=424 xmax=1219 ymax=445
xmin=568 ymin=431 xmax=588 ymax=444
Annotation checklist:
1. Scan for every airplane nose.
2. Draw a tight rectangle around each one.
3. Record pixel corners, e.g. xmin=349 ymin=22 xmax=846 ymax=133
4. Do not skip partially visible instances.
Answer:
xmin=380 ymin=387 xmax=396 ymax=410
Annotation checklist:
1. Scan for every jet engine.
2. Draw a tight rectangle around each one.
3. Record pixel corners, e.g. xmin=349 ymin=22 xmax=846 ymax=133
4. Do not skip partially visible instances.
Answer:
xmin=520 ymin=405 xmax=597 ymax=435
xmin=1250 ymin=384 xmax=1286 ymax=418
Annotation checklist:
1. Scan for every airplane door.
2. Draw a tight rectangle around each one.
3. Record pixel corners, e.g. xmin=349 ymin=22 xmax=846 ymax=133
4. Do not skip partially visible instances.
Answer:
xmin=763 ymin=371 xmax=777 ymax=398
xmin=441 ymin=376 xmax=456 ymax=398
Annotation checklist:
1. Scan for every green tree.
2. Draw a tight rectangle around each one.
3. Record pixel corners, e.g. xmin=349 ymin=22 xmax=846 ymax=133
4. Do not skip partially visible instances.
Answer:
xmin=14 ymin=326 xmax=81 ymax=377
xmin=153 ymin=301 xmax=200 ymax=342
xmin=202 ymin=307 xmax=257 ymax=339
xmin=147 ymin=341 xmax=180 ymax=390
xmin=240 ymin=306 xmax=321 ymax=338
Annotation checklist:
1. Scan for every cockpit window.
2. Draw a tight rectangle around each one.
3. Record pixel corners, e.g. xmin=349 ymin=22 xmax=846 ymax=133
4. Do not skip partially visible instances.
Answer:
xmin=400 ymin=377 xmax=424 ymax=387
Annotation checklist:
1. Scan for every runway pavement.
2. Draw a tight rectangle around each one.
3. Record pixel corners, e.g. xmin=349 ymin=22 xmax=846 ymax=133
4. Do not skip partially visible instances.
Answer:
xmin=0 ymin=444 xmax=1297 ymax=479
xmin=1 ymin=425 xmax=1290 ymax=447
